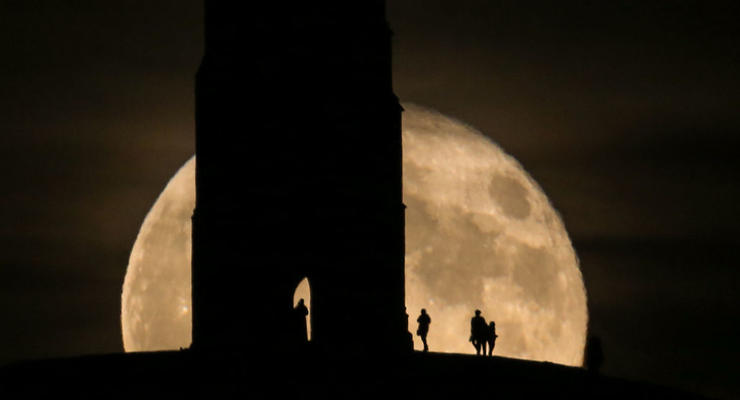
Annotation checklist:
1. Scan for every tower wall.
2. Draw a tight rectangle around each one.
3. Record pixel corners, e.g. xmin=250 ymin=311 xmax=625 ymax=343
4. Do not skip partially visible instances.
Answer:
xmin=191 ymin=1 xmax=407 ymax=357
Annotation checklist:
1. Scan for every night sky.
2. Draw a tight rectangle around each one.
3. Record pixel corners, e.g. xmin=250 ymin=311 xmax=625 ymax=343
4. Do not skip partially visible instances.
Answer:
xmin=1 ymin=1 xmax=739 ymax=398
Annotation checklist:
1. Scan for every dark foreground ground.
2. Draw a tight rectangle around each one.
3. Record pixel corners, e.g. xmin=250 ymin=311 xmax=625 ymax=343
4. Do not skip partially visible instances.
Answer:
xmin=0 ymin=348 xmax=711 ymax=399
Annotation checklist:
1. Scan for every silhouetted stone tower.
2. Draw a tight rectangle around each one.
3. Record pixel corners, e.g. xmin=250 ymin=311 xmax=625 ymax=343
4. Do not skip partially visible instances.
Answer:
xmin=191 ymin=1 xmax=407 ymax=357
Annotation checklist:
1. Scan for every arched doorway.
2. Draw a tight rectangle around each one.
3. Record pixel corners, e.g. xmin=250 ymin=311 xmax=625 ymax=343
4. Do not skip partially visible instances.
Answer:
xmin=293 ymin=277 xmax=311 ymax=341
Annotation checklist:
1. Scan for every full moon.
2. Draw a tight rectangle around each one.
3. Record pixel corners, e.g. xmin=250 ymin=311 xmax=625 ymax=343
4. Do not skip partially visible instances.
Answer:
xmin=121 ymin=104 xmax=588 ymax=365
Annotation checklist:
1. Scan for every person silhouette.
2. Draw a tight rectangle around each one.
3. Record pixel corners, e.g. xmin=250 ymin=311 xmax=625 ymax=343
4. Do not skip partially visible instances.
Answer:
xmin=486 ymin=321 xmax=498 ymax=356
xmin=294 ymin=298 xmax=309 ymax=343
xmin=584 ymin=335 xmax=604 ymax=374
xmin=416 ymin=309 xmax=431 ymax=352
xmin=469 ymin=309 xmax=488 ymax=355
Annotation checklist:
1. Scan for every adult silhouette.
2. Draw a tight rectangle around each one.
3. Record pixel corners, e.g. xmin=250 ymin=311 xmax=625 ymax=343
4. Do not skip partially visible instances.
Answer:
xmin=486 ymin=321 xmax=498 ymax=356
xmin=294 ymin=298 xmax=309 ymax=344
xmin=469 ymin=310 xmax=488 ymax=355
xmin=416 ymin=309 xmax=431 ymax=352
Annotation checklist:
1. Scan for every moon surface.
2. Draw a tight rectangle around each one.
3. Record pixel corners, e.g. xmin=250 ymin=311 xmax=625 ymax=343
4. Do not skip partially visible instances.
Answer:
xmin=122 ymin=104 xmax=588 ymax=365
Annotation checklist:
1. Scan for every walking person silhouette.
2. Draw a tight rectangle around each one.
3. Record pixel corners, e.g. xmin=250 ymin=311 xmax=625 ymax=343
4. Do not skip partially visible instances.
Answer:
xmin=416 ymin=309 xmax=431 ymax=352
xmin=469 ymin=309 xmax=488 ymax=355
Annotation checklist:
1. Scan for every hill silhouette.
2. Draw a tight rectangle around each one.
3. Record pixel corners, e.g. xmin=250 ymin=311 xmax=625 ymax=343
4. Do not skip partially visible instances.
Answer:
xmin=1 ymin=349 xmax=711 ymax=399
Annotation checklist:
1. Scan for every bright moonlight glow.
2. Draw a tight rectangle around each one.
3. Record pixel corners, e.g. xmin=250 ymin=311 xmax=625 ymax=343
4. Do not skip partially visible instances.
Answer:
xmin=121 ymin=104 xmax=588 ymax=365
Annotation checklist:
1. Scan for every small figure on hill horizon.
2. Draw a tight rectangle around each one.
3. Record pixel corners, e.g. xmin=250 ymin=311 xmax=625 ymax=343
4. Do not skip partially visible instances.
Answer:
xmin=416 ymin=309 xmax=431 ymax=352
xmin=486 ymin=321 xmax=498 ymax=356
xmin=469 ymin=309 xmax=488 ymax=355
xmin=584 ymin=335 xmax=604 ymax=374
xmin=294 ymin=298 xmax=309 ymax=343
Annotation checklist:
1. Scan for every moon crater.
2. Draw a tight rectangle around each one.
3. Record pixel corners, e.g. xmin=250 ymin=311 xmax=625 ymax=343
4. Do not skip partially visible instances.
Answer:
xmin=489 ymin=174 xmax=532 ymax=219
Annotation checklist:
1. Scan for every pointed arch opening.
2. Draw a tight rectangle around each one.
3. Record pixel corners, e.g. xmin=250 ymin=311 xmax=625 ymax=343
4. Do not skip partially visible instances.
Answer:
xmin=293 ymin=277 xmax=311 ymax=341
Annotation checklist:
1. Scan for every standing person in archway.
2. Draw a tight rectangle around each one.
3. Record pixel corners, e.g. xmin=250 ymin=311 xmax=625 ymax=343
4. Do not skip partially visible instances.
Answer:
xmin=416 ymin=309 xmax=431 ymax=352
xmin=294 ymin=298 xmax=309 ymax=344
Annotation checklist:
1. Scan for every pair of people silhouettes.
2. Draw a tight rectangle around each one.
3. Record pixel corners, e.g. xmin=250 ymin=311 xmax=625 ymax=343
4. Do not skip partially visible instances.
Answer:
xmin=470 ymin=309 xmax=498 ymax=356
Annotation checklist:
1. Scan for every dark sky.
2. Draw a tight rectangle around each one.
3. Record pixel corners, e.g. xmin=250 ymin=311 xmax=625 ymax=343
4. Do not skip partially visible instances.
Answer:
xmin=1 ymin=1 xmax=739 ymax=398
